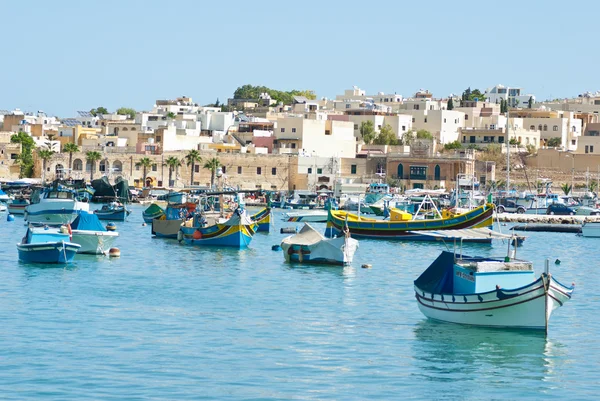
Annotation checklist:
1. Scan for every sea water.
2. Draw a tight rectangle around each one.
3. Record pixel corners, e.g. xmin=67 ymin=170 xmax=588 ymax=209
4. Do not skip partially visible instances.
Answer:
xmin=0 ymin=206 xmax=598 ymax=400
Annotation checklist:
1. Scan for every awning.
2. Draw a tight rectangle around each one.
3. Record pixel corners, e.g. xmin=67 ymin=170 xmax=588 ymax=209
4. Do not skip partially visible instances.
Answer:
xmin=408 ymin=228 xmax=522 ymax=241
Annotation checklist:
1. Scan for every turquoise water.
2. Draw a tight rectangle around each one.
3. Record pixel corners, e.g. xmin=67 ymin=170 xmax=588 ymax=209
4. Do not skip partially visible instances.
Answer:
xmin=0 ymin=206 xmax=598 ymax=400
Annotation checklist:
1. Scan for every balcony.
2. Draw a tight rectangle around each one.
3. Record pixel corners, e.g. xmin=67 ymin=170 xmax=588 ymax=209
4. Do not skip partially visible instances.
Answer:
xmin=391 ymin=174 xmax=447 ymax=181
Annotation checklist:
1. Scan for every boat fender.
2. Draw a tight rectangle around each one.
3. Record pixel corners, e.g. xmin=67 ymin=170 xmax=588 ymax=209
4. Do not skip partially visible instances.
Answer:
xmin=361 ymin=264 xmax=372 ymax=269
xmin=7 ymin=214 xmax=15 ymax=222
xmin=108 ymin=248 xmax=121 ymax=257
xmin=193 ymin=230 xmax=202 ymax=240
xmin=271 ymin=245 xmax=281 ymax=251
xmin=142 ymin=222 xmax=147 ymax=226
xmin=177 ymin=230 xmax=183 ymax=242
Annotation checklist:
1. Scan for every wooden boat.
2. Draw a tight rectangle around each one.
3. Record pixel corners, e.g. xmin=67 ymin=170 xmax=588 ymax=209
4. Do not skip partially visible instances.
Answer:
xmin=70 ymin=212 xmax=119 ymax=255
xmin=325 ymin=203 xmax=494 ymax=239
xmin=178 ymin=208 xmax=256 ymax=248
xmin=152 ymin=203 xmax=196 ymax=238
xmin=251 ymin=207 xmax=271 ymax=232
xmin=414 ymin=250 xmax=574 ymax=332
xmin=94 ymin=201 xmax=131 ymax=221
xmin=7 ymin=197 xmax=29 ymax=215
xmin=281 ymin=223 xmax=358 ymax=265
xmin=142 ymin=203 xmax=165 ymax=223
xmin=25 ymin=187 xmax=90 ymax=225
xmin=283 ymin=210 xmax=328 ymax=223
xmin=581 ymin=221 xmax=600 ymax=237
xmin=17 ymin=225 xmax=81 ymax=263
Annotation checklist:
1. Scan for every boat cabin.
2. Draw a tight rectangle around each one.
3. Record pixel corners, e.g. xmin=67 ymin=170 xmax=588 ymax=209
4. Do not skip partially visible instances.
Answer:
xmin=368 ymin=183 xmax=389 ymax=194
xmin=43 ymin=190 xmax=75 ymax=200
xmin=453 ymin=257 xmax=534 ymax=294
xmin=23 ymin=226 xmax=71 ymax=244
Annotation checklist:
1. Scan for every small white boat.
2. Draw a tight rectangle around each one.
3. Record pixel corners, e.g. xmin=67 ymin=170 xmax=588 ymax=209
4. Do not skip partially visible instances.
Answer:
xmin=281 ymin=223 xmax=358 ymax=265
xmin=283 ymin=210 xmax=328 ymax=223
xmin=581 ymin=221 xmax=600 ymax=237
xmin=70 ymin=212 xmax=119 ymax=255
xmin=414 ymin=251 xmax=574 ymax=332
xmin=0 ymin=203 xmax=7 ymax=212
xmin=25 ymin=187 xmax=89 ymax=224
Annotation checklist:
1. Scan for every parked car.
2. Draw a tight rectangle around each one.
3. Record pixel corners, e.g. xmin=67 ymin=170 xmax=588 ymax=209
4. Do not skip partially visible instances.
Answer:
xmin=575 ymin=206 xmax=600 ymax=216
xmin=546 ymin=204 xmax=576 ymax=215
xmin=495 ymin=199 xmax=527 ymax=214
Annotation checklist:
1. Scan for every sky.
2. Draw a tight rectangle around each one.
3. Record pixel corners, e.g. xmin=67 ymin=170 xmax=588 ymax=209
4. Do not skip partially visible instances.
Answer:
xmin=1 ymin=0 xmax=599 ymax=117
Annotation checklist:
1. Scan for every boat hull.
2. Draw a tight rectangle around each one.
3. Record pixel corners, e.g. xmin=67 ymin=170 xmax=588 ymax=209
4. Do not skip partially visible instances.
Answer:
xmin=17 ymin=242 xmax=80 ymax=263
xmin=181 ymin=224 xmax=254 ymax=248
xmin=152 ymin=219 xmax=184 ymax=238
xmin=281 ymin=236 xmax=358 ymax=265
xmin=581 ymin=222 xmax=600 ymax=237
xmin=414 ymin=275 xmax=573 ymax=330
xmin=71 ymin=230 xmax=119 ymax=254
xmin=284 ymin=211 xmax=328 ymax=223
xmin=25 ymin=200 xmax=89 ymax=224
xmin=251 ymin=208 xmax=271 ymax=232
xmin=7 ymin=203 xmax=27 ymax=215
xmin=95 ymin=209 xmax=129 ymax=221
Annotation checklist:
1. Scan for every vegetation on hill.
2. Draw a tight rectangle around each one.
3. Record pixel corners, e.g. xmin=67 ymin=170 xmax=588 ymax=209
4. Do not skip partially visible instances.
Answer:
xmin=233 ymin=84 xmax=316 ymax=105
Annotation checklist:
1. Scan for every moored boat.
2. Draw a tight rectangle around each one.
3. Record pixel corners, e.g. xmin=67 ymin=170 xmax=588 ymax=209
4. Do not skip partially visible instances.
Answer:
xmin=581 ymin=221 xmax=600 ymax=237
xmin=178 ymin=208 xmax=256 ymax=248
xmin=94 ymin=201 xmax=131 ymax=221
xmin=7 ymin=197 xmax=29 ymax=215
xmin=283 ymin=210 xmax=328 ymax=223
xmin=413 ymin=251 xmax=574 ymax=332
xmin=25 ymin=186 xmax=90 ymax=224
xmin=70 ymin=212 xmax=119 ymax=254
xmin=251 ymin=207 xmax=271 ymax=232
xmin=152 ymin=203 xmax=195 ymax=238
xmin=142 ymin=203 xmax=165 ymax=223
xmin=281 ymin=223 xmax=358 ymax=265
xmin=17 ymin=225 xmax=81 ymax=263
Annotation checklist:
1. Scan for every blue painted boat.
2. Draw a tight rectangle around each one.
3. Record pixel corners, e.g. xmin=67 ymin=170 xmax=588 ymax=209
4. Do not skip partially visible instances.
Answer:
xmin=94 ymin=201 xmax=131 ymax=221
xmin=25 ymin=186 xmax=90 ymax=224
xmin=7 ymin=197 xmax=29 ymax=215
xmin=17 ymin=225 xmax=81 ymax=263
xmin=152 ymin=203 xmax=195 ymax=238
xmin=142 ymin=203 xmax=165 ymax=223
xmin=178 ymin=208 xmax=256 ymax=248
xmin=251 ymin=207 xmax=271 ymax=232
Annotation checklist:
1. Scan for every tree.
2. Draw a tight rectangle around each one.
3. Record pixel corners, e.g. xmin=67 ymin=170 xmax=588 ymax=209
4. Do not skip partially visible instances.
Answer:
xmin=444 ymin=140 xmax=462 ymax=150
xmin=561 ymin=183 xmax=572 ymax=196
xmin=164 ymin=156 xmax=182 ymax=187
xmin=10 ymin=131 xmax=35 ymax=178
xmin=185 ymin=150 xmax=202 ymax=185
xmin=136 ymin=157 xmax=153 ymax=187
xmin=359 ymin=121 xmax=377 ymax=145
xmin=37 ymin=149 xmax=54 ymax=184
xmin=232 ymin=84 xmax=316 ymax=105
xmin=85 ymin=151 xmax=102 ymax=181
xmin=214 ymin=98 xmax=220 ymax=107
xmin=116 ymin=107 xmax=136 ymax=119
xmin=373 ymin=124 xmax=398 ymax=145
xmin=90 ymin=106 xmax=108 ymax=116
xmin=63 ymin=142 xmax=80 ymax=173
xmin=547 ymin=137 xmax=561 ymax=147
xmin=416 ymin=129 xmax=433 ymax=140
xmin=203 ymin=157 xmax=221 ymax=189
xmin=447 ymin=98 xmax=454 ymax=110
xmin=461 ymin=87 xmax=486 ymax=103
xmin=509 ymin=138 xmax=520 ymax=145
xmin=528 ymin=96 xmax=533 ymax=109
xmin=166 ymin=112 xmax=176 ymax=119
xmin=500 ymin=98 xmax=508 ymax=114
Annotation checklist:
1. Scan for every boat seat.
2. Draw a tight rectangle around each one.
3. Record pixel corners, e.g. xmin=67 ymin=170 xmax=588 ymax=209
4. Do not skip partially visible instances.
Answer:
xmin=457 ymin=260 xmax=533 ymax=272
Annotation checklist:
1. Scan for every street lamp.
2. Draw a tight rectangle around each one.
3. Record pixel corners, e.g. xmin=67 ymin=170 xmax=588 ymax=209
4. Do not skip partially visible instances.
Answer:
xmin=566 ymin=153 xmax=575 ymax=195
xmin=216 ymin=166 xmax=224 ymax=217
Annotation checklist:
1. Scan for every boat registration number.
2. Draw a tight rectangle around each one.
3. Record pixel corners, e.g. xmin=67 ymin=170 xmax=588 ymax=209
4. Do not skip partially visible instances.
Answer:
xmin=456 ymin=271 xmax=475 ymax=282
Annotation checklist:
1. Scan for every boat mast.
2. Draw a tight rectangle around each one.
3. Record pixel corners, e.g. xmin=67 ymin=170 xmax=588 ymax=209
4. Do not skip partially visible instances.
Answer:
xmin=506 ymin=107 xmax=510 ymax=193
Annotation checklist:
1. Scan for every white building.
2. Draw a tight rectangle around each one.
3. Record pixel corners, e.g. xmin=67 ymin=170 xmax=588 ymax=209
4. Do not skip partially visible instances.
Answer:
xmin=485 ymin=84 xmax=535 ymax=107
xmin=397 ymin=109 xmax=466 ymax=144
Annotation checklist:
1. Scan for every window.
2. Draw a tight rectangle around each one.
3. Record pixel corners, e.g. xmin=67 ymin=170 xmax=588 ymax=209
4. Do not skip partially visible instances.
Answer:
xmin=572 ymin=139 xmax=576 ymax=145
xmin=135 ymin=164 xmax=140 ymax=171
xmin=470 ymin=136 xmax=475 ymax=143
xmin=530 ymin=125 xmax=535 ymax=130
xmin=424 ymin=117 xmax=427 ymax=123
xmin=73 ymin=159 xmax=83 ymax=171
xmin=572 ymin=126 xmax=577 ymax=133
xmin=350 ymin=165 xmax=357 ymax=174
xmin=543 ymin=125 xmax=548 ymax=131
xmin=402 ymin=125 xmax=406 ymax=131
xmin=538 ymin=125 xmax=543 ymax=131
xmin=591 ymin=146 xmax=594 ymax=153
xmin=553 ymin=125 xmax=558 ymax=131
xmin=414 ymin=105 xmax=419 ymax=110
xmin=222 ymin=166 xmax=226 ymax=173
xmin=483 ymin=136 xmax=489 ymax=142
xmin=325 ymin=130 xmax=331 ymax=135
xmin=307 ymin=168 xmax=312 ymax=174
xmin=412 ymin=117 xmax=415 ymax=123
xmin=443 ymin=118 xmax=446 ymax=123
xmin=292 ymin=128 xmax=296 ymax=133
xmin=354 ymin=124 xmax=358 ymax=130
xmin=585 ymin=145 xmax=589 ymax=153
xmin=195 ymin=165 xmax=199 ymax=173
xmin=271 ymin=167 xmax=277 ymax=175
xmin=257 ymin=167 xmax=262 ymax=175
xmin=317 ymin=168 xmax=322 ymax=174
xmin=378 ymin=125 xmax=381 ymax=129
xmin=238 ymin=166 xmax=242 ymax=174
xmin=281 ymin=128 xmax=285 ymax=133
xmin=156 ymin=136 xmax=161 ymax=142
xmin=499 ymin=136 xmax=504 ymax=143
xmin=409 ymin=166 xmax=427 ymax=180
xmin=152 ymin=164 xmax=157 ymax=171
xmin=465 ymin=115 xmax=468 ymax=120
xmin=345 ymin=104 xmax=350 ymax=109
xmin=291 ymin=143 xmax=296 ymax=149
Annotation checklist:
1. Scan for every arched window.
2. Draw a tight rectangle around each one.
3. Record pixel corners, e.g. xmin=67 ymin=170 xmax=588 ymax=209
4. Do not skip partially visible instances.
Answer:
xmin=122 ymin=127 xmax=128 ymax=131
xmin=99 ymin=159 xmax=108 ymax=173
xmin=543 ymin=124 xmax=548 ymax=131
xmin=397 ymin=163 xmax=404 ymax=178
xmin=131 ymin=127 xmax=136 ymax=131
xmin=113 ymin=127 xmax=119 ymax=135
xmin=55 ymin=164 xmax=65 ymax=179
xmin=86 ymin=160 xmax=93 ymax=172
xmin=572 ymin=126 xmax=577 ymax=132
xmin=553 ymin=125 xmax=558 ymax=131
xmin=113 ymin=160 xmax=123 ymax=173
xmin=530 ymin=125 xmax=535 ymax=130
xmin=434 ymin=165 xmax=441 ymax=180
xmin=73 ymin=159 xmax=83 ymax=171
xmin=538 ymin=125 xmax=543 ymax=131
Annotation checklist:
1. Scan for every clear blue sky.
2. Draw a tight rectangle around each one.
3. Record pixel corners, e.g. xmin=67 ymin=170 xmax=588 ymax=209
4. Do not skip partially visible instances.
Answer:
xmin=2 ymin=0 xmax=598 ymax=117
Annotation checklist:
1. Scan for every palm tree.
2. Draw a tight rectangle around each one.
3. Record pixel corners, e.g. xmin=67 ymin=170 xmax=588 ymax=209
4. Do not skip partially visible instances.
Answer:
xmin=63 ymin=142 xmax=79 ymax=173
xmin=561 ymin=183 xmax=572 ymax=196
xmin=185 ymin=150 xmax=202 ymax=186
xmin=203 ymin=157 xmax=221 ymax=189
xmin=37 ymin=149 xmax=54 ymax=184
xmin=164 ymin=156 xmax=182 ymax=188
xmin=86 ymin=151 xmax=102 ymax=181
xmin=136 ymin=157 xmax=153 ymax=187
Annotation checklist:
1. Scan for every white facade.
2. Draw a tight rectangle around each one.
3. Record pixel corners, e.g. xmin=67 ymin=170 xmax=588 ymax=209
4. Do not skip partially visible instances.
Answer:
xmin=347 ymin=113 xmax=413 ymax=142
xmin=485 ymin=84 xmax=535 ymax=107
xmin=399 ymin=110 xmax=466 ymax=143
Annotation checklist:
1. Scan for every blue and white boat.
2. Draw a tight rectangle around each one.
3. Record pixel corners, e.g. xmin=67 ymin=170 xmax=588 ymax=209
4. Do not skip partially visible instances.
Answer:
xmin=281 ymin=223 xmax=358 ymax=265
xmin=94 ymin=201 xmax=131 ymax=221
xmin=17 ymin=225 xmax=81 ymax=263
xmin=178 ymin=208 xmax=256 ymax=248
xmin=7 ymin=197 xmax=29 ymax=215
xmin=25 ymin=187 xmax=89 ymax=224
xmin=152 ymin=203 xmax=194 ymax=238
xmin=70 ymin=212 xmax=119 ymax=254
xmin=142 ymin=203 xmax=165 ymax=223
xmin=0 ymin=186 xmax=10 ymax=202
xmin=414 ymin=250 xmax=574 ymax=333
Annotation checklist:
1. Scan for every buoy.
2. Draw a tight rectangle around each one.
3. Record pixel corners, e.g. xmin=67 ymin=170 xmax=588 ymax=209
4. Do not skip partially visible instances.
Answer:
xmin=177 ymin=230 xmax=183 ymax=242
xmin=361 ymin=264 xmax=372 ymax=269
xmin=193 ymin=230 xmax=202 ymax=240
xmin=106 ymin=222 xmax=117 ymax=231
xmin=272 ymin=245 xmax=281 ymax=251
xmin=555 ymin=259 xmax=561 ymax=265
xmin=142 ymin=222 xmax=147 ymax=227
xmin=108 ymin=247 xmax=121 ymax=257
xmin=7 ymin=214 xmax=15 ymax=222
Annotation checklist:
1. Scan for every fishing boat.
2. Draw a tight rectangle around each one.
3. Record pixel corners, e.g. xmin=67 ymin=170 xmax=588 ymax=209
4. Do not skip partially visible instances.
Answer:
xmin=581 ymin=221 xmax=600 ymax=237
xmin=142 ymin=203 xmax=165 ymax=223
xmin=70 ymin=212 xmax=119 ymax=254
xmin=7 ymin=197 xmax=29 ymax=215
xmin=152 ymin=202 xmax=195 ymax=238
xmin=25 ymin=186 xmax=90 ymax=224
xmin=0 ymin=203 xmax=6 ymax=212
xmin=326 ymin=202 xmax=494 ymax=240
xmin=178 ymin=208 xmax=256 ymax=248
xmin=17 ymin=225 xmax=81 ymax=263
xmin=0 ymin=187 xmax=10 ymax=202
xmin=281 ymin=223 xmax=358 ymax=265
xmin=251 ymin=207 xmax=271 ymax=232
xmin=283 ymin=209 xmax=328 ymax=223
xmin=413 ymin=248 xmax=574 ymax=332
xmin=94 ymin=201 xmax=131 ymax=221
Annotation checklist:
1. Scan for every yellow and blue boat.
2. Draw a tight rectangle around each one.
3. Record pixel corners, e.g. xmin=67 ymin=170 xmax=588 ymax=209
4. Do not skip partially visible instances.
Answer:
xmin=251 ymin=207 xmax=271 ymax=232
xmin=178 ymin=208 xmax=256 ymax=248
xmin=325 ymin=203 xmax=494 ymax=240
